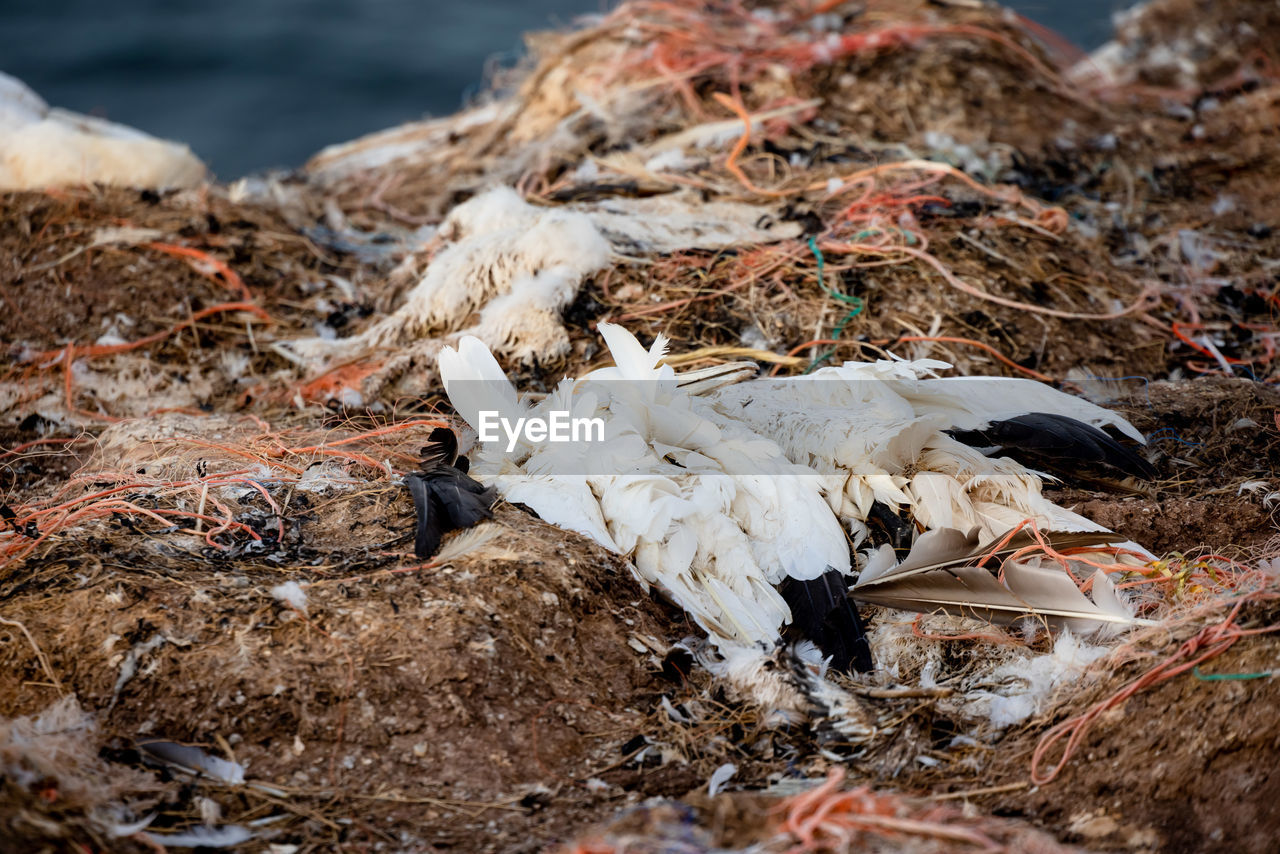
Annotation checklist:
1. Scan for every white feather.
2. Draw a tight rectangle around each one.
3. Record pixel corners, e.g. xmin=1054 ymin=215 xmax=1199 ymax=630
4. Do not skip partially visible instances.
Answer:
xmin=437 ymin=336 xmax=524 ymax=431
xmin=437 ymin=324 xmax=851 ymax=666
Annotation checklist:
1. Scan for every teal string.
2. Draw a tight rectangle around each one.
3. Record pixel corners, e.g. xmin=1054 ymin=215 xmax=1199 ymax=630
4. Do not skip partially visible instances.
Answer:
xmin=804 ymin=236 xmax=864 ymax=374
xmin=850 ymin=226 xmax=918 ymax=246
xmin=1192 ymin=665 xmax=1275 ymax=681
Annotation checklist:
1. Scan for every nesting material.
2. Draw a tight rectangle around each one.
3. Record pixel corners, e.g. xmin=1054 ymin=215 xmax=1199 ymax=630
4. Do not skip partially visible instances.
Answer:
xmin=306 ymin=103 xmax=506 ymax=186
xmin=0 ymin=696 xmax=163 ymax=844
xmin=567 ymin=192 xmax=803 ymax=254
xmin=865 ymin=616 xmax=1115 ymax=731
xmin=1 ymin=697 xmax=105 ymax=804
xmin=281 ymin=187 xmax=805 ymax=370
xmin=269 ymin=580 xmax=310 ymax=615
xmin=83 ymin=414 xmax=364 ymax=501
xmin=968 ymin=629 xmax=1115 ymax=728
xmin=0 ymin=72 xmax=205 ymax=191
xmin=280 ymin=186 xmax=611 ymax=366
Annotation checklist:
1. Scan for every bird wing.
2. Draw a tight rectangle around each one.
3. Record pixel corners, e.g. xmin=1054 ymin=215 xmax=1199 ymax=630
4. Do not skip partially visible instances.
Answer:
xmin=405 ymin=473 xmax=449 ymax=560
xmin=908 ymin=376 xmax=1146 ymax=444
xmin=852 ymin=527 xmax=1146 ymax=631
xmin=946 ymin=411 xmax=1156 ymax=480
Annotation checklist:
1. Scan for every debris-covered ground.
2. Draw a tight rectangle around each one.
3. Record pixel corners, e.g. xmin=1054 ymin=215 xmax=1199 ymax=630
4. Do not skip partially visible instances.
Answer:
xmin=2 ymin=0 xmax=1279 ymax=851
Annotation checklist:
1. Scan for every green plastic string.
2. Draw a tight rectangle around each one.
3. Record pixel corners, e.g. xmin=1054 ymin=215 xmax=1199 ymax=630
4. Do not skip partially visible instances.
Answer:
xmin=1192 ymin=665 xmax=1275 ymax=681
xmin=850 ymin=226 xmax=918 ymax=246
xmin=804 ymin=236 xmax=865 ymax=374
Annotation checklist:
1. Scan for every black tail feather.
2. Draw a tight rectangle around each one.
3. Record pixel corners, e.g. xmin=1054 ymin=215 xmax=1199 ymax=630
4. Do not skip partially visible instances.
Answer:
xmin=781 ymin=570 xmax=873 ymax=674
xmin=406 ymin=428 xmax=496 ymax=559
xmin=947 ymin=411 xmax=1156 ymax=481
xmin=419 ymin=426 xmax=460 ymax=468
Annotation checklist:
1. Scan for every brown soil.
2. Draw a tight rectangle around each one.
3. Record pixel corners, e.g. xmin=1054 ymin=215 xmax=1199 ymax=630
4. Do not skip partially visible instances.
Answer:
xmin=563 ymin=601 xmax=1280 ymax=854
xmin=1068 ymin=494 xmax=1274 ymax=558
xmin=1045 ymin=376 xmax=1280 ymax=557
xmin=0 ymin=505 xmax=704 ymax=852
xmin=993 ymin=625 xmax=1280 ymax=854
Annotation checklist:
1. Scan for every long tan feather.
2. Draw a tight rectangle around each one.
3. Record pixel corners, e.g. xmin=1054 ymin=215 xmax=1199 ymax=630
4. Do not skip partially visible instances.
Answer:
xmin=857 ymin=527 xmax=1125 ymax=585
xmin=853 ymin=527 xmax=1150 ymax=628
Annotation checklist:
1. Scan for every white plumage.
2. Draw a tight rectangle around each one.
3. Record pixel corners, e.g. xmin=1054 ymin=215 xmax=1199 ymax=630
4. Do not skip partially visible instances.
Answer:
xmin=0 ymin=72 xmax=205 ymax=191
xmin=441 ymin=324 xmax=851 ymax=649
xmin=438 ymin=323 xmax=1149 ymax=734
xmin=702 ymin=358 xmax=1136 ymax=544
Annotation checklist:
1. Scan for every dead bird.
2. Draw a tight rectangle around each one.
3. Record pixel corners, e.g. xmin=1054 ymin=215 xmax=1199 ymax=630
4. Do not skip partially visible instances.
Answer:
xmin=404 ymin=427 xmax=497 ymax=559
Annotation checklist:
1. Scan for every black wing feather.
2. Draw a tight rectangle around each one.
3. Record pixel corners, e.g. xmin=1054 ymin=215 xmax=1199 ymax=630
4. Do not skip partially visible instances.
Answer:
xmin=406 ymin=473 xmax=450 ymax=559
xmin=405 ymin=427 xmax=496 ymax=559
xmin=781 ymin=569 xmax=873 ymax=674
xmin=948 ymin=412 xmax=1156 ymax=480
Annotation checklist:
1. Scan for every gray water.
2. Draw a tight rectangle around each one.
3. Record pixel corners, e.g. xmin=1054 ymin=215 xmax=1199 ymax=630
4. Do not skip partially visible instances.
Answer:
xmin=1 ymin=1 xmax=1133 ymax=179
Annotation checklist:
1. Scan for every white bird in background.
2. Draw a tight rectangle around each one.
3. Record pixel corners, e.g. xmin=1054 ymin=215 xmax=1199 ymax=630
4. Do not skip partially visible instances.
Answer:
xmin=437 ymin=323 xmax=1150 ymax=734
xmin=0 ymin=71 xmax=205 ymax=191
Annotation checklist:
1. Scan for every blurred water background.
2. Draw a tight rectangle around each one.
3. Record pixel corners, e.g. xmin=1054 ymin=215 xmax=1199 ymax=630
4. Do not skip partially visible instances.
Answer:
xmin=1 ymin=1 xmax=1136 ymax=179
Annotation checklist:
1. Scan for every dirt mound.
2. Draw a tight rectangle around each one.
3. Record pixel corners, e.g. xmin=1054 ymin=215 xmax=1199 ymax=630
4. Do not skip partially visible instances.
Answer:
xmin=557 ymin=602 xmax=1280 ymax=854
xmin=0 ymin=502 xmax=700 ymax=851
xmin=996 ymin=626 xmax=1280 ymax=853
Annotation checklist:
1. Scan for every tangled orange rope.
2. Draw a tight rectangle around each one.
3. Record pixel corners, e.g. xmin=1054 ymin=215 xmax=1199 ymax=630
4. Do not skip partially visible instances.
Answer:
xmin=1030 ymin=597 xmax=1280 ymax=785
